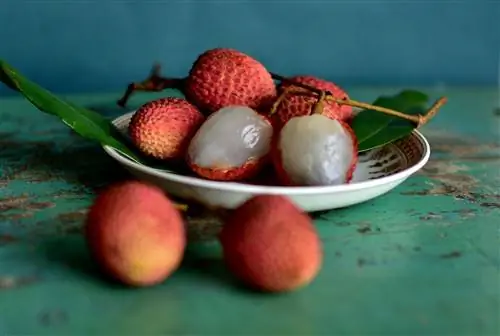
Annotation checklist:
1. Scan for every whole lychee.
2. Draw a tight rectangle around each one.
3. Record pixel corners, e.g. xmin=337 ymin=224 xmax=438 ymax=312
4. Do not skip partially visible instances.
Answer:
xmin=128 ymin=97 xmax=205 ymax=160
xmin=272 ymin=114 xmax=358 ymax=186
xmin=272 ymin=75 xmax=352 ymax=129
xmin=219 ymin=195 xmax=322 ymax=293
xmin=186 ymin=105 xmax=273 ymax=181
xmin=185 ymin=48 xmax=277 ymax=114
xmin=85 ymin=181 xmax=186 ymax=287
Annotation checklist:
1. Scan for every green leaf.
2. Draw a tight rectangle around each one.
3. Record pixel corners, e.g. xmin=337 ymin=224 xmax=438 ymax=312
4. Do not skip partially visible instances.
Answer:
xmin=0 ymin=60 xmax=143 ymax=163
xmin=351 ymin=90 xmax=429 ymax=152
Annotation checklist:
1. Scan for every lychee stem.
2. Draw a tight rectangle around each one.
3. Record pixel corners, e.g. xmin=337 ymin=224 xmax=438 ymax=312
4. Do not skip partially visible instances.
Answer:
xmin=173 ymin=203 xmax=188 ymax=211
xmin=312 ymin=90 xmax=327 ymax=115
xmin=117 ymin=63 xmax=185 ymax=107
xmin=419 ymin=96 xmax=448 ymax=126
xmin=270 ymin=73 xmax=446 ymax=127
xmin=269 ymin=87 xmax=293 ymax=116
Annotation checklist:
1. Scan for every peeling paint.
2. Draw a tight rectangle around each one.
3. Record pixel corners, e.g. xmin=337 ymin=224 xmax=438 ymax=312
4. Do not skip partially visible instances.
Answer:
xmin=419 ymin=212 xmax=444 ymax=221
xmin=401 ymin=156 xmax=500 ymax=205
xmin=185 ymin=207 xmax=224 ymax=242
xmin=440 ymin=251 xmax=462 ymax=259
xmin=0 ymin=195 xmax=55 ymax=211
xmin=480 ymin=202 xmax=500 ymax=209
xmin=0 ymin=234 xmax=17 ymax=244
xmin=0 ymin=275 xmax=39 ymax=289
xmin=433 ymin=144 xmax=499 ymax=158
xmin=357 ymin=224 xmax=372 ymax=234
xmin=422 ymin=129 xmax=500 ymax=158
xmin=0 ymin=133 xmax=129 ymax=194
xmin=0 ymin=194 xmax=30 ymax=211
xmin=0 ymin=194 xmax=56 ymax=222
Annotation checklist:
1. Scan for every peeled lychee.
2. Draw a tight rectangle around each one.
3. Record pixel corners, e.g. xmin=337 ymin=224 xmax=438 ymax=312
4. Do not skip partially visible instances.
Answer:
xmin=128 ymin=97 xmax=205 ymax=160
xmin=85 ymin=181 xmax=186 ymax=287
xmin=272 ymin=75 xmax=352 ymax=129
xmin=185 ymin=48 xmax=277 ymax=114
xmin=272 ymin=114 xmax=358 ymax=186
xmin=186 ymin=105 xmax=273 ymax=181
xmin=219 ymin=195 xmax=322 ymax=292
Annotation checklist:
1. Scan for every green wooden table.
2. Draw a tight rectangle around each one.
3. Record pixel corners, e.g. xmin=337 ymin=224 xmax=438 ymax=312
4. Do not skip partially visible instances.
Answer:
xmin=1 ymin=87 xmax=499 ymax=335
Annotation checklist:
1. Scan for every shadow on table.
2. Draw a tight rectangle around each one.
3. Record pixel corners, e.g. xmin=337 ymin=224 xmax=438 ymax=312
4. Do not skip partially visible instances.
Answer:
xmin=40 ymin=235 xmax=111 ymax=284
xmin=39 ymin=233 xmax=261 ymax=293
xmin=179 ymin=246 xmax=277 ymax=295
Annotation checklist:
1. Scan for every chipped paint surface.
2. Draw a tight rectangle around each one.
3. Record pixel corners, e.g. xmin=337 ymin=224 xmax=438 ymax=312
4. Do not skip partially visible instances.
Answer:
xmin=0 ymin=275 xmax=39 ymax=289
xmin=0 ymin=90 xmax=499 ymax=335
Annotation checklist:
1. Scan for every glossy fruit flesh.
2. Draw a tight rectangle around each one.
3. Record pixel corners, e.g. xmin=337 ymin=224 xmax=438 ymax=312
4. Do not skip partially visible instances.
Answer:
xmin=187 ymin=105 xmax=273 ymax=180
xmin=276 ymin=114 xmax=357 ymax=186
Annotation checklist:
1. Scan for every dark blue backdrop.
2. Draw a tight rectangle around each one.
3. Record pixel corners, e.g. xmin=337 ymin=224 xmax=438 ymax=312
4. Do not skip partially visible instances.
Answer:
xmin=0 ymin=0 xmax=498 ymax=95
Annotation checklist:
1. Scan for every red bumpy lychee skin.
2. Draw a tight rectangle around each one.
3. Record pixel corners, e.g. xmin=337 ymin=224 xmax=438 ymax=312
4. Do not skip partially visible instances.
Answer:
xmin=187 ymin=157 xmax=267 ymax=182
xmin=185 ymin=48 xmax=277 ymax=114
xmin=128 ymin=97 xmax=205 ymax=160
xmin=219 ymin=195 xmax=322 ymax=293
xmin=85 ymin=181 xmax=186 ymax=287
xmin=272 ymin=75 xmax=353 ymax=129
xmin=271 ymin=118 xmax=358 ymax=187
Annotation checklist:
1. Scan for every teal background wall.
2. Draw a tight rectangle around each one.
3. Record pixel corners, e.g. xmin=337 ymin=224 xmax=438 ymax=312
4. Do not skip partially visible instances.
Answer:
xmin=0 ymin=1 xmax=498 ymax=95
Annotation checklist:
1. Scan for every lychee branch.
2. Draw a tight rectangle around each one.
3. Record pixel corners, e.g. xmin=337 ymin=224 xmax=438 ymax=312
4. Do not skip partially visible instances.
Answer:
xmin=269 ymin=86 xmax=293 ymax=115
xmin=116 ymin=64 xmax=447 ymax=127
xmin=419 ymin=96 xmax=448 ymax=125
xmin=270 ymin=73 xmax=447 ymax=127
xmin=117 ymin=64 xmax=184 ymax=107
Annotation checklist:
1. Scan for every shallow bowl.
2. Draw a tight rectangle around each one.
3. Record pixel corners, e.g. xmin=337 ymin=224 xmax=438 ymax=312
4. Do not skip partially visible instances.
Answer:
xmin=102 ymin=112 xmax=430 ymax=212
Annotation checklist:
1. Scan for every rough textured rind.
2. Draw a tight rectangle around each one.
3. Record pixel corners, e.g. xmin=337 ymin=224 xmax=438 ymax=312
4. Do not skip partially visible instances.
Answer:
xmin=272 ymin=118 xmax=358 ymax=186
xmin=185 ymin=48 xmax=277 ymax=114
xmin=272 ymin=75 xmax=353 ymax=129
xmin=187 ymin=156 xmax=267 ymax=181
xmin=128 ymin=97 xmax=205 ymax=160
xmin=85 ymin=181 xmax=186 ymax=287
xmin=219 ymin=195 xmax=322 ymax=292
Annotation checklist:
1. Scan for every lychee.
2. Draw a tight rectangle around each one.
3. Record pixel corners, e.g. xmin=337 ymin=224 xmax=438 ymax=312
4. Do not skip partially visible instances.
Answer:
xmin=85 ymin=181 xmax=186 ymax=287
xmin=219 ymin=195 xmax=322 ymax=293
xmin=184 ymin=48 xmax=277 ymax=114
xmin=128 ymin=97 xmax=205 ymax=160
xmin=272 ymin=75 xmax=352 ymax=129
xmin=272 ymin=114 xmax=358 ymax=186
xmin=186 ymin=105 xmax=273 ymax=181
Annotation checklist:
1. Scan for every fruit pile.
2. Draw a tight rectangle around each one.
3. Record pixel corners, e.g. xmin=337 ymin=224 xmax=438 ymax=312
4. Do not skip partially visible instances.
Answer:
xmin=125 ymin=48 xmax=361 ymax=187
xmin=85 ymin=181 xmax=322 ymax=292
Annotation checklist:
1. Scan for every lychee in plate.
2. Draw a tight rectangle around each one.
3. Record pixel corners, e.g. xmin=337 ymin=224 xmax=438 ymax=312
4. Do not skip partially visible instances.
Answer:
xmin=102 ymin=112 xmax=431 ymax=212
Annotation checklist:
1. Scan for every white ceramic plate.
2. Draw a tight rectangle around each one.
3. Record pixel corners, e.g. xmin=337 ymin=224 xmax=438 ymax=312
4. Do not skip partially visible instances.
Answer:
xmin=102 ymin=112 xmax=431 ymax=212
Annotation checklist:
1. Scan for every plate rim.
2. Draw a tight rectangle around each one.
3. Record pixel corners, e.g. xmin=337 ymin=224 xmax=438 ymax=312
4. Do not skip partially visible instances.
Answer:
xmin=102 ymin=112 xmax=431 ymax=196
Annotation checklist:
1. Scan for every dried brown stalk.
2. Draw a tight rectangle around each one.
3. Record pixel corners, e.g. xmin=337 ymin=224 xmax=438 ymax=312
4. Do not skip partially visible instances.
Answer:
xmin=117 ymin=64 xmax=184 ymax=107
xmin=270 ymin=73 xmax=447 ymax=127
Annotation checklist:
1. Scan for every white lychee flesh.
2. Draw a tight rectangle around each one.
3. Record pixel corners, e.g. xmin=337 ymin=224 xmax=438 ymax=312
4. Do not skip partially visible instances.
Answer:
xmin=188 ymin=105 xmax=273 ymax=169
xmin=279 ymin=114 xmax=355 ymax=186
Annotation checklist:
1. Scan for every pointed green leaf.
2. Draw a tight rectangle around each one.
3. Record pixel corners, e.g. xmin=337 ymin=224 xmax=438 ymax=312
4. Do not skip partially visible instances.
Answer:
xmin=351 ymin=90 xmax=429 ymax=152
xmin=0 ymin=60 xmax=143 ymax=163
